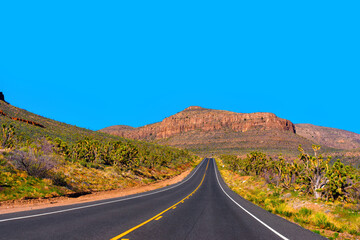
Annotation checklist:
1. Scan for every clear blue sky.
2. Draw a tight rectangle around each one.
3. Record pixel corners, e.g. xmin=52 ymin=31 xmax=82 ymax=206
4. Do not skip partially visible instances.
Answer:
xmin=1 ymin=1 xmax=359 ymax=133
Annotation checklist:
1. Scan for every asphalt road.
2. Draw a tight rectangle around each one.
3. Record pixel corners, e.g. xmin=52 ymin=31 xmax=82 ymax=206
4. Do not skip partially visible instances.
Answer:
xmin=0 ymin=158 xmax=325 ymax=240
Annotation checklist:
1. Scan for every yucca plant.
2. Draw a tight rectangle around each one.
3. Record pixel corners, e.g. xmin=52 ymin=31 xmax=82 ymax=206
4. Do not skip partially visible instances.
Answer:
xmin=1 ymin=124 xmax=15 ymax=148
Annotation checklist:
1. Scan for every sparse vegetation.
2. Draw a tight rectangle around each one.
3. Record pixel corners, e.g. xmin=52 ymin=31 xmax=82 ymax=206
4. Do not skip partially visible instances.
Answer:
xmin=9 ymin=149 xmax=57 ymax=178
xmin=218 ymin=146 xmax=360 ymax=239
xmin=0 ymin=101 xmax=197 ymax=202
xmin=221 ymin=145 xmax=359 ymax=202
xmin=0 ymin=129 xmax=196 ymax=201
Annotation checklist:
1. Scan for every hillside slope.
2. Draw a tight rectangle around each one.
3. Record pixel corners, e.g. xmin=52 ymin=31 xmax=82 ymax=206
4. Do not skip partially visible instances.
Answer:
xmin=0 ymin=100 xmax=117 ymax=143
xmin=295 ymin=124 xmax=360 ymax=150
xmin=0 ymin=98 xmax=196 ymax=202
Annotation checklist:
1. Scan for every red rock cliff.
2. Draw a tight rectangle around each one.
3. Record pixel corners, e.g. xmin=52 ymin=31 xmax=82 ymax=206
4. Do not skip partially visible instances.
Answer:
xmin=101 ymin=106 xmax=296 ymax=140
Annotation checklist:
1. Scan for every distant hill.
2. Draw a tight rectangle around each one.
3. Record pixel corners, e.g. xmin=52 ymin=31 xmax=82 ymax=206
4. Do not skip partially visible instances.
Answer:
xmin=100 ymin=106 xmax=320 ymax=156
xmin=295 ymin=124 xmax=360 ymax=150
xmin=101 ymin=125 xmax=135 ymax=136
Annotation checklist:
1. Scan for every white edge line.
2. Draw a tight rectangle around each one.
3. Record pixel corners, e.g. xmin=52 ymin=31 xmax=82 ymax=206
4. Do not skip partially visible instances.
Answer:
xmin=0 ymin=159 xmax=207 ymax=223
xmin=213 ymin=159 xmax=289 ymax=240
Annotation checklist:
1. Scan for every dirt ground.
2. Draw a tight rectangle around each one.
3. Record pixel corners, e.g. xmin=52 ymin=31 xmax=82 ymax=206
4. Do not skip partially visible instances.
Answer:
xmin=0 ymin=169 xmax=191 ymax=215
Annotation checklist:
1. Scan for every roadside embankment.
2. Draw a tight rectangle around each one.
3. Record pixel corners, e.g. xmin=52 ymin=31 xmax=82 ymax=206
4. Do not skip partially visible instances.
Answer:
xmin=0 ymin=166 xmax=195 ymax=214
xmin=216 ymin=158 xmax=360 ymax=240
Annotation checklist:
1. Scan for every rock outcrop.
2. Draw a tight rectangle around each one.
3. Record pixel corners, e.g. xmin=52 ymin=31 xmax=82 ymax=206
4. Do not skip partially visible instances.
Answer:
xmin=101 ymin=106 xmax=296 ymax=140
xmin=0 ymin=109 xmax=45 ymax=128
xmin=10 ymin=117 xmax=45 ymax=128
xmin=0 ymin=92 xmax=5 ymax=102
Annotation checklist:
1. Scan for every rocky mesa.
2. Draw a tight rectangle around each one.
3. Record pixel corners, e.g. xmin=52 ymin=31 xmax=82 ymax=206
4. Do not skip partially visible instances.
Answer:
xmin=100 ymin=106 xmax=296 ymax=141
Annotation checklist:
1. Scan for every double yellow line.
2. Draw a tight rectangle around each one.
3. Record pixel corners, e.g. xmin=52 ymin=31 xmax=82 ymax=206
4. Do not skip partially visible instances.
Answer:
xmin=110 ymin=159 xmax=210 ymax=240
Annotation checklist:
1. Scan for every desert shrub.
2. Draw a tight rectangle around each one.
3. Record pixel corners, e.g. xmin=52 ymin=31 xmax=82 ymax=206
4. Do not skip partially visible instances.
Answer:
xmin=247 ymin=151 xmax=270 ymax=176
xmin=221 ymin=154 xmax=241 ymax=172
xmin=113 ymin=142 xmax=139 ymax=170
xmin=8 ymin=149 xmax=56 ymax=178
xmin=37 ymin=138 xmax=55 ymax=155
xmin=50 ymin=172 xmax=68 ymax=187
xmin=53 ymin=138 xmax=70 ymax=156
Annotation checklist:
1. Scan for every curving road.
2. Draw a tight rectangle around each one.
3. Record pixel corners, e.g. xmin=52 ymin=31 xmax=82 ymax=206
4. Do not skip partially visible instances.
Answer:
xmin=0 ymin=158 xmax=324 ymax=240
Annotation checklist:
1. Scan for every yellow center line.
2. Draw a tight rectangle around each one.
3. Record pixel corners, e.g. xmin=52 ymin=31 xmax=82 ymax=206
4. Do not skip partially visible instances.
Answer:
xmin=110 ymin=159 xmax=210 ymax=240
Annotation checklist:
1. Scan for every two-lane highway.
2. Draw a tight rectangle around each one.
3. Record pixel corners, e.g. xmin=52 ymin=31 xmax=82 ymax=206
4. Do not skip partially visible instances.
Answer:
xmin=0 ymin=158 xmax=325 ymax=239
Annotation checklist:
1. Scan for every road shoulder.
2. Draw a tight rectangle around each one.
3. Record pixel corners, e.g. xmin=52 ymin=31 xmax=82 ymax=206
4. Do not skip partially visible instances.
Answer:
xmin=0 ymin=169 xmax=192 ymax=215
